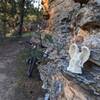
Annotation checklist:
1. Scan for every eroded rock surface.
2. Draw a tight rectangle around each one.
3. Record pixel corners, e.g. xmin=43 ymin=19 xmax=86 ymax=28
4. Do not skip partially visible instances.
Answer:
xmin=38 ymin=37 xmax=100 ymax=99
xmin=39 ymin=0 xmax=100 ymax=99
xmin=71 ymin=3 xmax=100 ymax=66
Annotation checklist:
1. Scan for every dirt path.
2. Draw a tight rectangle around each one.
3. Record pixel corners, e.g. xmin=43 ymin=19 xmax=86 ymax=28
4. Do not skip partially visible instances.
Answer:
xmin=0 ymin=39 xmax=45 ymax=100
xmin=0 ymin=40 xmax=27 ymax=100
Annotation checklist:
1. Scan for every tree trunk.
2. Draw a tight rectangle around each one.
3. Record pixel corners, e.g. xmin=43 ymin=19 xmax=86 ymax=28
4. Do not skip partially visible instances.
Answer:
xmin=17 ymin=0 xmax=25 ymax=37
xmin=2 ymin=0 xmax=7 ymax=39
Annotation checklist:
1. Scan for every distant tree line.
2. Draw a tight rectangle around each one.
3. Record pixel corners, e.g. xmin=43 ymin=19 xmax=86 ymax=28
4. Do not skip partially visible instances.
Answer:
xmin=0 ymin=0 xmax=42 ymax=39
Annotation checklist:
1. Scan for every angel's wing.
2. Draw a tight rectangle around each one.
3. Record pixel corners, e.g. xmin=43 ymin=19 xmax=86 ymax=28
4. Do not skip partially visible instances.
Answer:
xmin=79 ymin=46 xmax=90 ymax=67
xmin=69 ymin=43 xmax=79 ymax=58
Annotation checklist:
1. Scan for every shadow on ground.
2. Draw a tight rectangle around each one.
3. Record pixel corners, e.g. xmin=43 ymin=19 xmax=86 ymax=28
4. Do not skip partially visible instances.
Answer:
xmin=0 ymin=36 xmax=45 ymax=100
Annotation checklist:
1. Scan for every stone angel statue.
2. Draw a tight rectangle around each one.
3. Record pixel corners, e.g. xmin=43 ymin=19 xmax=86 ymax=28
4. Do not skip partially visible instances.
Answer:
xmin=67 ymin=43 xmax=90 ymax=74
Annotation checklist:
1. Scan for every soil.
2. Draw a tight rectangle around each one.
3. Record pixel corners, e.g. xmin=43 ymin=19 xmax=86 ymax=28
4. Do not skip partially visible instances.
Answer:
xmin=0 ymin=39 xmax=45 ymax=100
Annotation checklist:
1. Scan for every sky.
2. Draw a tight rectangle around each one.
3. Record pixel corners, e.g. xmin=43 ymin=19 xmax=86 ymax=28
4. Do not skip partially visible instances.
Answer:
xmin=33 ymin=0 xmax=42 ymax=9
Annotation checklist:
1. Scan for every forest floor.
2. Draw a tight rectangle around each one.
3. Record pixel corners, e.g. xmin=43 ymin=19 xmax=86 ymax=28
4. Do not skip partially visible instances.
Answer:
xmin=0 ymin=38 xmax=45 ymax=100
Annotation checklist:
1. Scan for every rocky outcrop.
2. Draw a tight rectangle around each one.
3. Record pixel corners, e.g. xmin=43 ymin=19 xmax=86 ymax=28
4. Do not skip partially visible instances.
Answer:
xmin=38 ymin=41 xmax=100 ymax=100
xmin=83 ymin=34 xmax=100 ymax=66
xmin=71 ymin=3 xmax=100 ymax=66
xmin=39 ymin=0 xmax=100 ymax=99
xmin=38 ymin=45 xmax=100 ymax=99
xmin=48 ymin=0 xmax=76 ymax=32
xmin=71 ymin=3 xmax=100 ymax=31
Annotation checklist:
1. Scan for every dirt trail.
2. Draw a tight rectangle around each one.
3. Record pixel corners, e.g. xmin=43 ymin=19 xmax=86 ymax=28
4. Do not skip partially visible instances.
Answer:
xmin=0 ymin=40 xmax=31 ymax=100
xmin=0 ymin=39 xmax=45 ymax=100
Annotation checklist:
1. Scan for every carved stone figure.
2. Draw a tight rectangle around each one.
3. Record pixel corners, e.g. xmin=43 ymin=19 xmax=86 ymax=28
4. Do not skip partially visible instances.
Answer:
xmin=67 ymin=43 xmax=90 ymax=74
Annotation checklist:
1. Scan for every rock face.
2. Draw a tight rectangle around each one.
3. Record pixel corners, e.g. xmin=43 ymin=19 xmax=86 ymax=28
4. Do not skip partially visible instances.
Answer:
xmin=71 ymin=3 xmax=100 ymax=66
xmin=39 ymin=0 xmax=100 ymax=99
xmin=83 ymin=34 xmax=100 ymax=66
xmin=71 ymin=3 xmax=100 ymax=31
xmin=47 ymin=0 xmax=76 ymax=32
xmin=67 ymin=43 xmax=90 ymax=74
